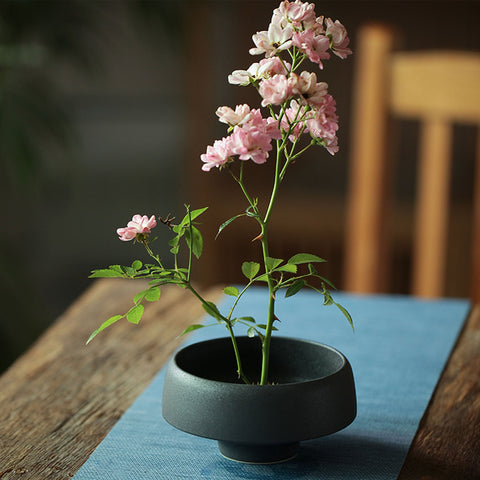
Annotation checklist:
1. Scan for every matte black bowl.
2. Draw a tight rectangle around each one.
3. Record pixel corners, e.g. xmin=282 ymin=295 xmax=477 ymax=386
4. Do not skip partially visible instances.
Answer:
xmin=162 ymin=336 xmax=356 ymax=463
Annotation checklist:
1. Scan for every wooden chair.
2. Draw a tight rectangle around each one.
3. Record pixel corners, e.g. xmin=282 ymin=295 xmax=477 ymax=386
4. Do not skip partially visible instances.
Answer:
xmin=343 ymin=23 xmax=480 ymax=300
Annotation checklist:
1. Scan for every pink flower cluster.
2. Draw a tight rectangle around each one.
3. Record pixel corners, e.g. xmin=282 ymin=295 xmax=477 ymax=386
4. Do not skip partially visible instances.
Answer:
xmin=201 ymin=106 xmax=281 ymax=171
xmin=117 ymin=215 xmax=157 ymax=241
xmin=200 ymin=0 xmax=351 ymax=170
xmin=250 ymin=1 xmax=351 ymax=67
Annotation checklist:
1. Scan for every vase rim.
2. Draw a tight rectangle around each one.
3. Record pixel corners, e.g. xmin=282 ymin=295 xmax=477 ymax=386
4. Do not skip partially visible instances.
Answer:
xmin=172 ymin=335 xmax=348 ymax=388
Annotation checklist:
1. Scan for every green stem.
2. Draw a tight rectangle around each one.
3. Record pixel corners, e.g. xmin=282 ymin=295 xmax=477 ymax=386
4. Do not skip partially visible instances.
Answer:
xmin=142 ymin=240 xmax=164 ymax=268
xmin=259 ymin=225 xmax=276 ymax=385
xmin=186 ymin=283 xmax=250 ymax=384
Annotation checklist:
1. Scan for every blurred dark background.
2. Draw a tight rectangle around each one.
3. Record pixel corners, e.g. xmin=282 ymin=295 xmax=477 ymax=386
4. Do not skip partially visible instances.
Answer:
xmin=1 ymin=0 xmax=479 ymax=373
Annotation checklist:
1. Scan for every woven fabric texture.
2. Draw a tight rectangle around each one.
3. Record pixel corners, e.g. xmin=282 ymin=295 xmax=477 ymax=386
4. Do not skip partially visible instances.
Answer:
xmin=73 ymin=289 xmax=469 ymax=479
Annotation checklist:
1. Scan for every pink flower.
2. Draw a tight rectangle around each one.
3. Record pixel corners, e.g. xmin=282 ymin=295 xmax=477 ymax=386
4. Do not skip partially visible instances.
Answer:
xmin=249 ymin=14 xmax=293 ymax=57
xmin=117 ymin=215 xmax=157 ymax=241
xmin=228 ymin=58 xmax=291 ymax=86
xmin=228 ymin=108 xmax=281 ymax=164
xmin=216 ymin=104 xmax=251 ymax=126
xmin=201 ymin=137 xmax=232 ymax=171
xmin=325 ymin=18 xmax=352 ymax=59
xmin=275 ymin=0 xmax=317 ymax=29
xmin=259 ymin=74 xmax=292 ymax=106
xmin=230 ymin=127 xmax=273 ymax=164
xmin=305 ymin=94 xmax=339 ymax=154
xmin=289 ymin=71 xmax=328 ymax=106
xmin=292 ymin=29 xmax=330 ymax=68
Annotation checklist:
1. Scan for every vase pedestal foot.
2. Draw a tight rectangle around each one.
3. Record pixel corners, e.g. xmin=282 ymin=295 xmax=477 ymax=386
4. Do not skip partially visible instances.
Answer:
xmin=217 ymin=440 xmax=299 ymax=464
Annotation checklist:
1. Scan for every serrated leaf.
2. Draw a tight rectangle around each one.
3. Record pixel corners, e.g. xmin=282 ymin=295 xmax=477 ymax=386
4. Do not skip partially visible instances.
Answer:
xmin=132 ymin=260 xmax=142 ymax=271
xmin=178 ymin=324 xmax=205 ymax=336
xmin=86 ymin=314 xmax=123 ymax=344
xmin=242 ymin=261 xmax=260 ymax=280
xmin=275 ymin=263 xmax=297 ymax=273
xmin=285 ymin=279 xmax=305 ymax=298
xmin=254 ymin=273 xmax=270 ymax=282
xmin=223 ymin=286 xmax=239 ymax=297
xmin=89 ymin=269 xmax=124 ymax=278
xmin=247 ymin=326 xmax=256 ymax=338
xmin=288 ymin=253 xmax=326 ymax=265
xmin=109 ymin=265 xmax=125 ymax=273
xmin=126 ymin=304 xmax=144 ymax=324
xmin=216 ymin=214 xmax=245 ymax=239
xmin=266 ymin=257 xmax=284 ymax=271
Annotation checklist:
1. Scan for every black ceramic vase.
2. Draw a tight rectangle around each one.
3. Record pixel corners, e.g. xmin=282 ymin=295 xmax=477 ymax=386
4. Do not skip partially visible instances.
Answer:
xmin=162 ymin=336 xmax=356 ymax=464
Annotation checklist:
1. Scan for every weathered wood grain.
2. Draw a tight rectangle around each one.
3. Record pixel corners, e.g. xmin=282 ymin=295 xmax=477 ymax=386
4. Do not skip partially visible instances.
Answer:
xmin=0 ymin=279 xmax=222 ymax=479
xmin=398 ymin=305 xmax=480 ymax=480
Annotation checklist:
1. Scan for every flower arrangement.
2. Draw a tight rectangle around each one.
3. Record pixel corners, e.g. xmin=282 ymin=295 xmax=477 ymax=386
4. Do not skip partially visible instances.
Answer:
xmin=88 ymin=0 xmax=353 ymax=386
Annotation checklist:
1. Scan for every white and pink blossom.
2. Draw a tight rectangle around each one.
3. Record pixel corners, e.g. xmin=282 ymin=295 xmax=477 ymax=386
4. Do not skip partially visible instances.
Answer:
xmin=292 ymin=29 xmax=330 ymax=68
xmin=249 ymin=15 xmax=293 ymax=57
xmin=117 ymin=215 xmax=157 ymax=241
xmin=305 ymin=94 xmax=339 ymax=154
xmin=216 ymin=104 xmax=252 ymax=126
xmin=201 ymin=137 xmax=232 ymax=171
xmin=275 ymin=0 xmax=317 ymax=29
xmin=228 ymin=58 xmax=291 ymax=86
xmin=325 ymin=18 xmax=352 ymax=59
xmin=259 ymin=74 xmax=292 ymax=106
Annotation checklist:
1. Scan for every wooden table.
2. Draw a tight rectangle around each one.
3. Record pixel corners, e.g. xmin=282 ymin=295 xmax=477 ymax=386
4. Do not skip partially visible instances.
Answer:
xmin=0 ymin=279 xmax=479 ymax=479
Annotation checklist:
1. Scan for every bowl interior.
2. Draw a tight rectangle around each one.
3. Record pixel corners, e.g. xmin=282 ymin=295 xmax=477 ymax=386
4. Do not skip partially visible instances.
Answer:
xmin=175 ymin=336 xmax=345 ymax=384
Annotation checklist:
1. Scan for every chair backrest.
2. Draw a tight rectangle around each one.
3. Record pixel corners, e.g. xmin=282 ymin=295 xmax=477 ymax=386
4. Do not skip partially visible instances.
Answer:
xmin=343 ymin=23 xmax=480 ymax=300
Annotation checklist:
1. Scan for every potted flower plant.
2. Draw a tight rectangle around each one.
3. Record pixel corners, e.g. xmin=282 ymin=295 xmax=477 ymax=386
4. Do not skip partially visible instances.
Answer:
xmin=88 ymin=0 xmax=356 ymax=464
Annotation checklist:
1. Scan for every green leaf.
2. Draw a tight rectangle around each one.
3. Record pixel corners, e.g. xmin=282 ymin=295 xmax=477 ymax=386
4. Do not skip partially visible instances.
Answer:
xmin=254 ymin=273 xmax=270 ymax=282
xmin=239 ymin=316 xmax=256 ymax=323
xmin=335 ymin=302 xmax=354 ymax=332
xmin=89 ymin=269 xmax=124 ymax=278
xmin=266 ymin=257 xmax=284 ymax=271
xmin=178 ymin=324 xmax=205 ymax=336
xmin=202 ymin=301 xmax=222 ymax=321
xmin=126 ymin=304 xmax=144 ymax=324
xmin=86 ymin=315 xmax=123 ymax=344
xmin=242 ymin=261 xmax=260 ymax=280
xmin=144 ymin=286 xmax=161 ymax=302
xmin=288 ymin=253 xmax=326 ymax=265
xmin=132 ymin=260 xmax=142 ymax=271
xmin=216 ymin=214 xmax=245 ymax=239
xmin=187 ymin=206 xmax=208 ymax=222
xmin=223 ymin=286 xmax=239 ymax=297
xmin=184 ymin=225 xmax=203 ymax=259
xmin=179 ymin=206 xmax=208 ymax=230
xmin=285 ymin=279 xmax=305 ymax=298
xmin=256 ymin=324 xmax=278 ymax=331
xmin=275 ymin=263 xmax=297 ymax=273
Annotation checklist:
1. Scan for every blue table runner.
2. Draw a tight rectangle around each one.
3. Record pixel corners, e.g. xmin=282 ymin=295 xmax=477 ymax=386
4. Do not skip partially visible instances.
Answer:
xmin=73 ymin=289 xmax=469 ymax=479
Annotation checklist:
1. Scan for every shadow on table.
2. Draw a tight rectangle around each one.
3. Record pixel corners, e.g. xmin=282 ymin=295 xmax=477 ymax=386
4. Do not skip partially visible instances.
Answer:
xmin=200 ymin=433 xmax=407 ymax=479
